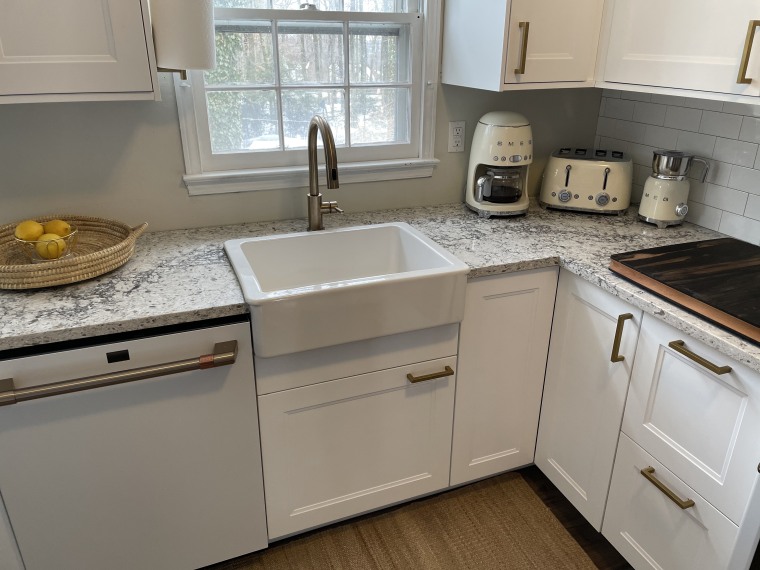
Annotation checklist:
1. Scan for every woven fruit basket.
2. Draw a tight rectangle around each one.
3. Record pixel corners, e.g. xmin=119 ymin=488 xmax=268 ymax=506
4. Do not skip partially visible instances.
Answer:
xmin=0 ymin=215 xmax=148 ymax=290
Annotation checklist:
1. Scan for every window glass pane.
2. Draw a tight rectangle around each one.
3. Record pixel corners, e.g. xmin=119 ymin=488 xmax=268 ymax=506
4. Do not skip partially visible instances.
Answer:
xmin=214 ymin=0 xmax=270 ymax=8
xmin=207 ymin=90 xmax=279 ymax=153
xmin=278 ymin=21 xmax=344 ymax=85
xmin=205 ymin=23 xmax=275 ymax=86
xmin=281 ymin=89 xmax=346 ymax=146
xmin=272 ymin=0 xmax=343 ymax=9
xmin=350 ymin=87 xmax=408 ymax=144
xmin=347 ymin=0 xmax=407 ymax=12
xmin=349 ymin=23 xmax=408 ymax=83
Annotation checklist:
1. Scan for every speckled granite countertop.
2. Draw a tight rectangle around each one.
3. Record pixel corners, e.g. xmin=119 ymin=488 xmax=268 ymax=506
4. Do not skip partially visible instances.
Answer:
xmin=1 ymin=201 xmax=758 ymax=372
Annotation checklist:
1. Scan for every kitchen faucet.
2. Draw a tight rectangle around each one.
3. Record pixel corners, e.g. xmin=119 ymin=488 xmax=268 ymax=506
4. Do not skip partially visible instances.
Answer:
xmin=307 ymin=115 xmax=341 ymax=231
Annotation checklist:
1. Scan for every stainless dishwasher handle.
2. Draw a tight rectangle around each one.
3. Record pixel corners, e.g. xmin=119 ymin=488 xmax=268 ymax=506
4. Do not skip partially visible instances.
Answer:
xmin=0 ymin=340 xmax=238 ymax=407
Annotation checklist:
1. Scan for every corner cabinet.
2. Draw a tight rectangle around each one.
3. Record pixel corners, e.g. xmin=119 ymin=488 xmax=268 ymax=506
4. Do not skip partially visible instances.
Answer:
xmin=450 ymin=267 xmax=557 ymax=486
xmin=598 ymin=0 xmax=760 ymax=99
xmin=441 ymin=0 xmax=604 ymax=91
xmin=0 ymin=0 xmax=158 ymax=103
xmin=535 ymin=269 xmax=641 ymax=531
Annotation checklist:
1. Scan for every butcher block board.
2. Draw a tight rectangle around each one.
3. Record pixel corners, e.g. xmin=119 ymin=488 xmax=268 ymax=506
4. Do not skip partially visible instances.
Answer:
xmin=609 ymin=238 xmax=760 ymax=345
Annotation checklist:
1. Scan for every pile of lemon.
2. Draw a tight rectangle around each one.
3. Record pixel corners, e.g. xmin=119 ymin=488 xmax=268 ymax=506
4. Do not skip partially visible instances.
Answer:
xmin=15 ymin=219 xmax=73 ymax=260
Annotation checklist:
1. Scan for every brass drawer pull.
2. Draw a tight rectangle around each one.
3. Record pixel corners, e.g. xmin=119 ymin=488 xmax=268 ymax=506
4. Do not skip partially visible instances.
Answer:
xmin=407 ymin=366 xmax=454 ymax=384
xmin=514 ymin=21 xmax=530 ymax=74
xmin=640 ymin=466 xmax=695 ymax=510
xmin=0 ymin=341 xmax=238 ymax=407
xmin=668 ymin=340 xmax=732 ymax=375
xmin=610 ymin=313 xmax=633 ymax=363
xmin=737 ymin=20 xmax=760 ymax=84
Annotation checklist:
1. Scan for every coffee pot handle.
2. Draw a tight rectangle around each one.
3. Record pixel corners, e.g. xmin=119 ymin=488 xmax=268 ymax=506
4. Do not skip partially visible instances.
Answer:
xmin=475 ymin=172 xmax=494 ymax=201
xmin=692 ymin=157 xmax=711 ymax=183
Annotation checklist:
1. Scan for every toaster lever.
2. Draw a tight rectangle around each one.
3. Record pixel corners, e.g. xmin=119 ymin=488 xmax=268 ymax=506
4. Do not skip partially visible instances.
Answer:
xmin=565 ymin=164 xmax=572 ymax=187
xmin=603 ymin=167 xmax=611 ymax=190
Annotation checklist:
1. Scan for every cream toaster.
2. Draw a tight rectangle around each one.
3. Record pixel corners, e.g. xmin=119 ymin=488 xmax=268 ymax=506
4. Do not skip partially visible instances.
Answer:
xmin=540 ymin=148 xmax=633 ymax=214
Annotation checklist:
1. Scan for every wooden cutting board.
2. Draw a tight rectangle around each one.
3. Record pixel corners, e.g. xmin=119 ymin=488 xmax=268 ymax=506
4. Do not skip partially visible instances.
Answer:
xmin=609 ymin=238 xmax=760 ymax=344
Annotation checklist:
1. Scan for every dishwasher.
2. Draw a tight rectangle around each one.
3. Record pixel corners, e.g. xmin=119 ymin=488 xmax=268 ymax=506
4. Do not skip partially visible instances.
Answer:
xmin=0 ymin=319 xmax=267 ymax=570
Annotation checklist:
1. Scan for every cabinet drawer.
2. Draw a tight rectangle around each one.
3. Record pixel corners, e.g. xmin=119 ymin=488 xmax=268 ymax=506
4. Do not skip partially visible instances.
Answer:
xmin=622 ymin=314 xmax=760 ymax=524
xmin=259 ymin=356 xmax=456 ymax=539
xmin=603 ymin=434 xmax=738 ymax=570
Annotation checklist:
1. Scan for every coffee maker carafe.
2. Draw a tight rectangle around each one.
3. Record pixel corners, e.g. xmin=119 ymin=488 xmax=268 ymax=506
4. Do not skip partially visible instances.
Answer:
xmin=638 ymin=150 xmax=710 ymax=229
xmin=465 ymin=111 xmax=532 ymax=217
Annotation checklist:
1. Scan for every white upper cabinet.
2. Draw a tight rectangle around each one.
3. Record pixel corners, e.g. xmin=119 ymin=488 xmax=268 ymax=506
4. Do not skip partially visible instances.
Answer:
xmin=598 ymin=0 xmax=760 ymax=99
xmin=441 ymin=0 xmax=604 ymax=91
xmin=0 ymin=0 xmax=158 ymax=103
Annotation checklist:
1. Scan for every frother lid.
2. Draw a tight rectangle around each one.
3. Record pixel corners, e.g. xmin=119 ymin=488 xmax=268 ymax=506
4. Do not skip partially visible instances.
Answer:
xmin=478 ymin=111 xmax=530 ymax=128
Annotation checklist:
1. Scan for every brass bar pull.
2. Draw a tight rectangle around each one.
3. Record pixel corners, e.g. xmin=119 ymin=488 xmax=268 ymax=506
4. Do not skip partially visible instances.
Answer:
xmin=407 ymin=366 xmax=455 ymax=384
xmin=514 ymin=22 xmax=530 ymax=75
xmin=668 ymin=340 xmax=732 ymax=375
xmin=0 ymin=341 xmax=238 ymax=407
xmin=737 ymin=20 xmax=760 ymax=84
xmin=610 ymin=313 xmax=633 ymax=363
xmin=640 ymin=467 xmax=695 ymax=510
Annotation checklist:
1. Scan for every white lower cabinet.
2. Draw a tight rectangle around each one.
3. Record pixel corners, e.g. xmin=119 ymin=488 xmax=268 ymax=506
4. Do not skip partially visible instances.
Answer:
xmin=603 ymin=434 xmax=739 ymax=570
xmin=535 ymin=269 xmax=641 ymax=530
xmin=450 ymin=267 xmax=557 ymax=486
xmin=257 ymin=326 xmax=458 ymax=540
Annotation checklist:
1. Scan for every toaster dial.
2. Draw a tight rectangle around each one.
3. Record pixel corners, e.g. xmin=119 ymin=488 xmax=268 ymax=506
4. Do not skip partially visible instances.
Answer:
xmin=595 ymin=192 xmax=610 ymax=207
xmin=558 ymin=189 xmax=572 ymax=203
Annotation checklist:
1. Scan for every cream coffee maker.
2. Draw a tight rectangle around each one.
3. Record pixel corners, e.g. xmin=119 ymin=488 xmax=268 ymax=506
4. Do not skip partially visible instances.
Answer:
xmin=639 ymin=150 xmax=710 ymax=228
xmin=465 ymin=111 xmax=533 ymax=217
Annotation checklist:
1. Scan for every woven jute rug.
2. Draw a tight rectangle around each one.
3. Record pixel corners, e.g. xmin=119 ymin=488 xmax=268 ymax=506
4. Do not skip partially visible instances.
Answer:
xmin=210 ymin=471 xmax=596 ymax=569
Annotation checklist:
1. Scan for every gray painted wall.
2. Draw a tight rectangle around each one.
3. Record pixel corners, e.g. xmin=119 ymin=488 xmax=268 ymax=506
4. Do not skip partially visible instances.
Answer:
xmin=0 ymin=76 xmax=601 ymax=231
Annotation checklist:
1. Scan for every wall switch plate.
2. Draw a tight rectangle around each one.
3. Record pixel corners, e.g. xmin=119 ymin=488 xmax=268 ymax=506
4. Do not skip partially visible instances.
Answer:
xmin=448 ymin=121 xmax=465 ymax=153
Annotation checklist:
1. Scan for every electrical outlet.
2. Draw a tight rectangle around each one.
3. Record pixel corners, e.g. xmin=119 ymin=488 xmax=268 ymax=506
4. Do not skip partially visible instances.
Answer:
xmin=448 ymin=121 xmax=465 ymax=153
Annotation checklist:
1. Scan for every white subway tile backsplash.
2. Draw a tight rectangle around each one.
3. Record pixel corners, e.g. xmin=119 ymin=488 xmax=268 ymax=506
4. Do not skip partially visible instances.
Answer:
xmin=597 ymin=116 xmax=616 ymax=138
xmin=712 ymin=137 xmax=758 ymax=168
xmin=728 ymin=166 xmax=760 ymax=196
xmin=722 ymin=102 xmax=760 ymax=117
xmin=614 ymin=120 xmax=647 ymax=142
xmin=688 ymin=179 xmax=708 ymax=203
xmin=739 ymin=117 xmax=760 ymax=144
xmin=602 ymin=89 xmax=621 ymax=99
xmin=676 ymin=131 xmax=716 ymax=157
xmin=643 ymin=125 xmax=679 ymax=149
xmin=701 ymin=160 xmax=732 ymax=187
xmin=603 ymin=98 xmax=635 ymax=120
xmin=685 ymin=202 xmax=722 ymax=231
xmin=664 ymin=106 xmax=702 ymax=132
xmin=756 ymin=146 xmax=760 ymax=170
xmin=746 ymin=195 xmax=760 ymax=221
xmin=650 ymin=94 xmax=685 ymax=106
xmin=633 ymin=102 xmax=666 ymax=125
xmin=702 ymin=184 xmax=749 ymax=215
xmin=700 ymin=111 xmax=742 ymax=138
xmin=629 ymin=142 xmax=659 ymax=166
xmin=719 ymin=212 xmax=760 ymax=245
xmin=619 ymin=91 xmax=652 ymax=102
xmin=633 ymin=163 xmax=650 ymax=186
xmin=681 ymin=98 xmax=724 ymax=111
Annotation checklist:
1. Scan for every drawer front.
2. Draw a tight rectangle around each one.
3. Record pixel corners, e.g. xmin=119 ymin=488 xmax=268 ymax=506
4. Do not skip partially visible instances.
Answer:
xmin=603 ymin=434 xmax=738 ymax=570
xmin=259 ymin=356 xmax=456 ymax=539
xmin=622 ymin=314 xmax=760 ymax=524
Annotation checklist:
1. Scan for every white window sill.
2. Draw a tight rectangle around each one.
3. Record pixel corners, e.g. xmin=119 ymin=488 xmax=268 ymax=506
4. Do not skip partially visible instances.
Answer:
xmin=184 ymin=158 xmax=440 ymax=196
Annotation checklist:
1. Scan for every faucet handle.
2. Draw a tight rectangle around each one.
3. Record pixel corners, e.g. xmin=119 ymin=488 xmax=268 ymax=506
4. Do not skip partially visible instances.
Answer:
xmin=321 ymin=201 xmax=343 ymax=214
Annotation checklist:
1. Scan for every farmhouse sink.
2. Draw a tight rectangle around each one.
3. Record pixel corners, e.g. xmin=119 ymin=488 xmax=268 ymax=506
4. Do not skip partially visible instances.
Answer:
xmin=224 ymin=222 xmax=469 ymax=357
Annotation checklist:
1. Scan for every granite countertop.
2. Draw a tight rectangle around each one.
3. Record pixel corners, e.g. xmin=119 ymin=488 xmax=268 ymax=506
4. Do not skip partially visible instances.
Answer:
xmin=1 ymin=201 xmax=758 ymax=372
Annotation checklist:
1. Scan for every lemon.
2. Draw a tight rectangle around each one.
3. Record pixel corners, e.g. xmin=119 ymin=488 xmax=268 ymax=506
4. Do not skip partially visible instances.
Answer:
xmin=43 ymin=219 xmax=72 ymax=237
xmin=35 ymin=233 xmax=67 ymax=260
xmin=14 ymin=220 xmax=44 ymax=241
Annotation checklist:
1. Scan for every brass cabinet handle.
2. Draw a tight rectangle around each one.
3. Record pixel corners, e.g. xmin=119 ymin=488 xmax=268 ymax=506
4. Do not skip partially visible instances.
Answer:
xmin=0 ymin=341 xmax=238 ymax=407
xmin=737 ymin=20 xmax=760 ymax=84
xmin=407 ymin=365 xmax=454 ymax=384
xmin=668 ymin=340 xmax=732 ymax=375
xmin=514 ymin=21 xmax=530 ymax=74
xmin=640 ymin=467 xmax=695 ymax=510
xmin=610 ymin=313 xmax=634 ymax=363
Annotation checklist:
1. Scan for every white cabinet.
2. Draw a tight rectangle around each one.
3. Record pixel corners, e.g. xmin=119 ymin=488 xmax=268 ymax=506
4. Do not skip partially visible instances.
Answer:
xmin=442 ymin=0 xmax=604 ymax=91
xmin=450 ymin=267 xmax=557 ymax=486
xmin=535 ymin=269 xmax=642 ymax=530
xmin=598 ymin=0 xmax=760 ymax=98
xmin=0 ymin=0 xmax=158 ymax=103
xmin=257 ymin=325 xmax=459 ymax=540
xmin=0 ymin=321 xmax=267 ymax=570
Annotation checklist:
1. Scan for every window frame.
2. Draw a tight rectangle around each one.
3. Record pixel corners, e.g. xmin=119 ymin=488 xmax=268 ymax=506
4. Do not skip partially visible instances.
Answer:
xmin=175 ymin=1 xmax=441 ymax=196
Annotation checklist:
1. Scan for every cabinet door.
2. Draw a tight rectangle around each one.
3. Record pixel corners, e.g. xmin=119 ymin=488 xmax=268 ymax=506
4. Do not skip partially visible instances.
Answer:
xmin=0 ymin=0 xmax=154 ymax=96
xmin=622 ymin=313 xmax=760 ymax=525
xmin=603 ymin=434 xmax=738 ymax=570
xmin=504 ymin=0 xmax=603 ymax=85
xmin=535 ymin=269 xmax=641 ymax=530
xmin=603 ymin=0 xmax=760 ymax=96
xmin=259 ymin=356 xmax=456 ymax=540
xmin=450 ymin=267 xmax=557 ymax=486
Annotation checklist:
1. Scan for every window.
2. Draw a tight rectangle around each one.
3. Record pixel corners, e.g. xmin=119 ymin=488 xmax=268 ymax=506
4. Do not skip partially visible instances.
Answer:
xmin=175 ymin=0 xmax=441 ymax=195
